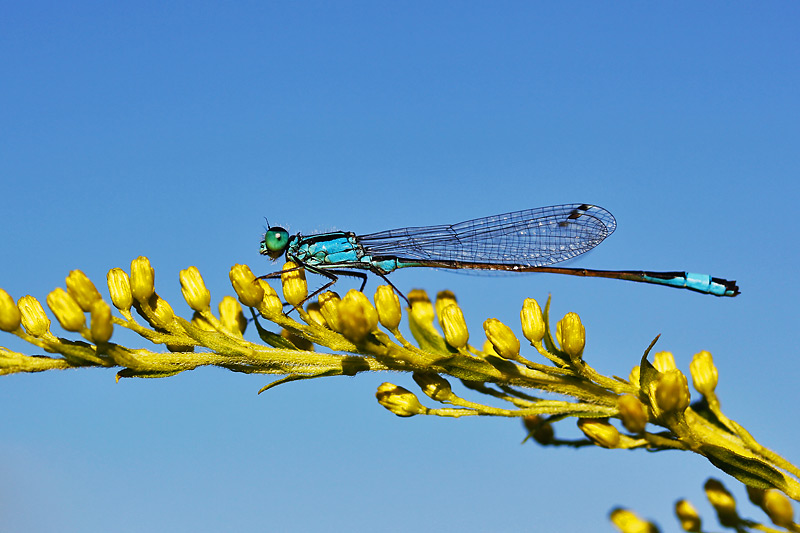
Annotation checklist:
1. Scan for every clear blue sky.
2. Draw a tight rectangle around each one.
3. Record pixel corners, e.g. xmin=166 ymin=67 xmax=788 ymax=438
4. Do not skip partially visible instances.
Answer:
xmin=2 ymin=2 xmax=798 ymax=531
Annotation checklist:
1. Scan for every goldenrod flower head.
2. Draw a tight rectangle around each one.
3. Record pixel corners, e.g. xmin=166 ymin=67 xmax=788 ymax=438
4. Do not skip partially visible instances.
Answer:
xmin=556 ymin=312 xmax=585 ymax=360
xmin=674 ymin=499 xmax=701 ymax=532
xmin=704 ymin=479 xmax=739 ymax=527
xmin=107 ymin=268 xmax=133 ymax=311
xmin=46 ymin=287 xmax=86 ymax=332
xmin=654 ymin=369 xmax=691 ymax=414
xmin=434 ymin=290 xmax=458 ymax=321
xmin=149 ymin=294 xmax=176 ymax=329
xmin=578 ymin=418 xmax=621 ymax=448
xmin=412 ymin=372 xmax=453 ymax=402
xmin=89 ymin=299 xmax=113 ymax=343
xmin=304 ymin=301 xmax=328 ymax=329
xmin=523 ymin=415 xmax=554 ymax=445
xmin=338 ymin=290 xmax=379 ymax=343
xmin=617 ymin=394 xmax=648 ymax=434
xmin=318 ymin=291 xmax=342 ymax=332
xmin=628 ymin=365 xmax=641 ymax=389
xmin=65 ymin=270 xmax=102 ymax=312
xmin=520 ymin=298 xmax=545 ymax=343
xmin=408 ymin=289 xmax=434 ymax=324
xmin=609 ymin=508 xmax=657 ymax=533
xmin=280 ymin=262 xmax=307 ymax=307
xmin=130 ymin=256 xmax=155 ymax=302
xmin=375 ymin=382 xmax=426 ymax=417
xmin=374 ymin=285 xmax=401 ymax=330
xmin=0 ymin=289 xmax=22 ymax=332
xmin=653 ymin=351 xmax=676 ymax=372
xmin=229 ymin=264 xmax=265 ymax=308
xmin=483 ymin=318 xmax=520 ymax=360
xmin=689 ymin=350 xmax=718 ymax=396
xmin=440 ymin=304 xmax=469 ymax=349
xmin=256 ymin=279 xmax=283 ymax=319
xmin=180 ymin=266 xmax=211 ymax=312
xmin=219 ymin=295 xmax=246 ymax=336
xmin=17 ymin=295 xmax=51 ymax=336
xmin=762 ymin=490 xmax=795 ymax=528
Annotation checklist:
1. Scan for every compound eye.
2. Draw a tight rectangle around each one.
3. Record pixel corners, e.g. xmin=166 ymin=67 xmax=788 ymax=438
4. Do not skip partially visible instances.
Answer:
xmin=262 ymin=227 xmax=289 ymax=257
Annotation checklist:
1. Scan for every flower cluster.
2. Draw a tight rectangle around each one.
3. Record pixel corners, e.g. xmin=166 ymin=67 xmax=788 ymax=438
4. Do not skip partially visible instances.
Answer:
xmin=1 ymin=259 xmax=798 ymax=530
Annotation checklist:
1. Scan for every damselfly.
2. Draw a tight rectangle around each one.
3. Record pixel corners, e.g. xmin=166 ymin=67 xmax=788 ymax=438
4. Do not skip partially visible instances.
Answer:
xmin=259 ymin=204 xmax=739 ymax=302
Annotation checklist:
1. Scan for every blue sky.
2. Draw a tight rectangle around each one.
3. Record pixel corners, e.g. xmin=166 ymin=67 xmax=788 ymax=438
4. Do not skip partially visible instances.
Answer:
xmin=2 ymin=2 xmax=799 ymax=531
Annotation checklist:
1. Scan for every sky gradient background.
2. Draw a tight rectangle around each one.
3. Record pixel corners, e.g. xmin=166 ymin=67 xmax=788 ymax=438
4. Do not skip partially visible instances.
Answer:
xmin=2 ymin=3 xmax=799 ymax=531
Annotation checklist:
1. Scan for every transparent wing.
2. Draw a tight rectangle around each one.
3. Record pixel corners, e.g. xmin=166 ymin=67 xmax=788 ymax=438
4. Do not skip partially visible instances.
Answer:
xmin=357 ymin=204 xmax=617 ymax=267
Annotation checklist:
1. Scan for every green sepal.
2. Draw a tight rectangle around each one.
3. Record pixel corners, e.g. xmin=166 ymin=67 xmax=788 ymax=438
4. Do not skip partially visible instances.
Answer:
xmin=258 ymin=369 xmax=343 ymax=394
xmin=250 ymin=310 xmax=299 ymax=350
xmin=116 ymin=368 xmax=185 ymax=379
xmin=701 ymin=443 xmax=792 ymax=494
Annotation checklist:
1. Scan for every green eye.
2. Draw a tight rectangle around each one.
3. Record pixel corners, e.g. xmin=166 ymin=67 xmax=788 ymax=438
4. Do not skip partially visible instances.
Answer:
xmin=261 ymin=227 xmax=289 ymax=258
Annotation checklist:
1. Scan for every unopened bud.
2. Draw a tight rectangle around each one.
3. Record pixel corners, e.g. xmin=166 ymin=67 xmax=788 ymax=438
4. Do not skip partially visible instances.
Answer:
xmin=318 ymin=291 xmax=342 ymax=332
xmin=375 ymin=383 xmax=426 ymax=417
xmin=89 ymin=300 xmax=113 ymax=343
xmin=130 ymin=256 xmax=155 ymax=302
xmin=374 ymin=285 xmax=401 ymax=330
xmin=0 ymin=289 xmax=21 ymax=332
xmin=556 ymin=312 xmax=585 ymax=360
xmin=520 ymin=298 xmax=545 ymax=343
xmin=690 ymin=350 xmax=718 ymax=396
xmin=655 ymin=369 xmax=691 ymax=414
xmin=762 ymin=490 xmax=794 ymax=529
xmin=17 ymin=295 xmax=51 ymax=336
xmin=440 ymin=304 xmax=469 ymax=349
xmin=412 ymin=372 xmax=453 ymax=402
xmin=704 ymin=479 xmax=739 ymax=527
xmin=46 ymin=288 xmax=86 ymax=332
xmin=653 ymin=351 xmax=676 ymax=372
xmin=674 ymin=499 xmax=701 ymax=532
xmin=338 ymin=290 xmax=379 ymax=343
xmin=180 ymin=266 xmax=211 ymax=312
xmin=65 ymin=270 xmax=102 ymax=312
xmin=229 ymin=264 xmax=265 ymax=308
xmin=578 ymin=418 xmax=620 ymax=448
xmin=483 ymin=318 xmax=520 ymax=360
xmin=219 ymin=295 xmax=246 ymax=336
xmin=107 ymin=268 xmax=133 ymax=312
xmin=280 ymin=262 xmax=307 ymax=307
xmin=617 ymin=394 xmax=648 ymax=434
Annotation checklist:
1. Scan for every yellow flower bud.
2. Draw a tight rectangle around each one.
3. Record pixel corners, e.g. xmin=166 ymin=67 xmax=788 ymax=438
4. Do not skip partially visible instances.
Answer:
xmin=408 ymin=289 xmax=434 ymax=324
xmin=578 ymin=418 xmax=620 ymax=448
xmin=17 ymin=295 xmax=51 ymax=336
xmin=338 ymin=290 xmax=379 ymax=343
xmin=520 ymin=298 xmax=545 ymax=343
xmin=434 ymin=290 xmax=458 ymax=321
xmin=412 ymin=372 xmax=453 ymax=402
xmin=653 ymin=351 xmax=676 ymax=372
xmin=219 ymin=295 xmax=246 ymax=336
xmin=130 ymin=256 xmax=155 ymax=302
xmin=149 ymin=294 xmax=175 ymax=329
xmin=762 ymin=490 xmax=794 ymax=528
xmin=65 ymin=270 xmax=102 ymax=312
xmin=229 ymin=264 xmax=265 ymax=308
xmin=523 ymin=415 xmax=554 ymax=445
xmin=374 ymin=285 xmax=401 ymax=330
xmin=46 ymin=288 xmax=86 ymax=332
xmin=704 ymin=479 xmax=739 ymax=527
xmin=304 ymin=301 xmax=328 ymax=329
xmin=556 ymin=312 xmax=585 ymax=360
xmin=256 ymin=279 xmax=283 ymax=319
xmin=180 ymin=266 xmax=211 ymax=312
xmin=0 ymin=289 xmax=22 ymax=332
xmin=617 ymin=394 xmax=648 ymax=434
xmin=375 ymin=383 xmax=426 ymax=417
xmin=483 ymin=318 xmax=520 ymax=360
xmin=674 ymin=499 xmax=701 ymax=532
xmin=281 ymin=262 xmax=308 ymax=307
xmin=89 ymin=299 xmax=113 ymax=343
xmin=655 ymin=369 xmax=691 ymax=414
xmin=318 ymin=291 xmax=342 ymax=332
xmin=440 ymin=304 xmax=469 ymax=349
xmin=690 ymin=350 xmax=718 ymax=396
xmin=107 ymin=268 xmax=133 ymax=312
xmin=482 ymin=339 xmax=498 ymax=357
xmin=609 ymin=508 xmax=656 ymax=533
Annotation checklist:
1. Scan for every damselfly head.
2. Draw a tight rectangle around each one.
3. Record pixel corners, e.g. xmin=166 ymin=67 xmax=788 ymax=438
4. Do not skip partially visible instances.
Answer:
xmin=260 ymin=227 xmax=290 ymax=260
